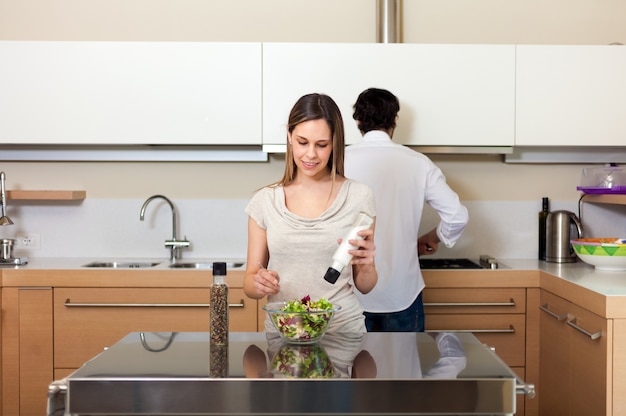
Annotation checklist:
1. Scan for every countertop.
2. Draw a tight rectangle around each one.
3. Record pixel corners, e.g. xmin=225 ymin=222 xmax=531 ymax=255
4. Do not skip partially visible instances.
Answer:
xmin=0 ymin=257 xmax=247 ymax=270
xmin=3 ymin=256 xmax=626 ymax=317
xmin=0 ymin=257 xmax=248 ymax=288
xmin=514 ymin=258 xmax=626 ymax=300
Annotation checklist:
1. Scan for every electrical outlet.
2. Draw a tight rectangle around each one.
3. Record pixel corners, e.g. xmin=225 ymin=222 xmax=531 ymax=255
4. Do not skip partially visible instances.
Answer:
xmin=16 ymin=233 xmax=41 ymax=250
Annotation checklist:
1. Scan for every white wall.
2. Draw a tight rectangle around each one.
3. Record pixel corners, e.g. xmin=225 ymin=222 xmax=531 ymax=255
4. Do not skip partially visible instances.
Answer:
xmin=404 ymin=0 xmax=626 ymax=45
xmin=1 ymin=0 xmax=625 ymax=260
xmin=3 ymin=197 xmax=623 ymax=261
xmin=1 ymin=198 xmax=250 ymax=260
xmin=3 ymin=0 xmax=625 ymax=44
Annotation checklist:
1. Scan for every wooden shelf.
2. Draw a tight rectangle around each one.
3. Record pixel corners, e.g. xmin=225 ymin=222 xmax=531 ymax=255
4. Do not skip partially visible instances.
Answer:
xmin=6 ymin=190 xmax=86 ymax=201
xmin=580 ymin=194 xmax=626 ymax=205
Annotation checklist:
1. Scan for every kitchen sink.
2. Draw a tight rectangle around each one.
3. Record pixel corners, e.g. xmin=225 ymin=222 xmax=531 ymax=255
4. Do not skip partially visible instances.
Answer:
xmin=80 ymin=260 xmax=245 ymax=270
xmin=82 ymin=261 xmax=162 ymax=269
xmin=168 ymin=262 xmax=245 ymax=270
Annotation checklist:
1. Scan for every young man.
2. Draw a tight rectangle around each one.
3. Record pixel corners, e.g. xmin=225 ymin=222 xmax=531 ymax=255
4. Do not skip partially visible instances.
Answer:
xmin=345 ymin=88 xmax=469 ymax=332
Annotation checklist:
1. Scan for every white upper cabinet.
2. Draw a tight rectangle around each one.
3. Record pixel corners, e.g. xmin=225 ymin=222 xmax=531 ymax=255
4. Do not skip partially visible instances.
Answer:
xmin=516 ymin=45 xmax=626 ymax=147
xmin=262 ymin=43 xmax=515 ymax=150
xmin=0 ymin=42 xmax=262 ymax=145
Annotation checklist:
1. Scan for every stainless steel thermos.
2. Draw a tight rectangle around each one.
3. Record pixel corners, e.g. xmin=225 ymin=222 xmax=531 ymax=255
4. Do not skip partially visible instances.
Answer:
xmin=545 ymin=210 xmax=583 ymax=263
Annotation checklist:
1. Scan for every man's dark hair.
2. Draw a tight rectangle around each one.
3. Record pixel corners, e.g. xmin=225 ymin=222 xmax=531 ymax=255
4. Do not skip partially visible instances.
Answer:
xmin=352 ymin=88 xmax=400 ymax=133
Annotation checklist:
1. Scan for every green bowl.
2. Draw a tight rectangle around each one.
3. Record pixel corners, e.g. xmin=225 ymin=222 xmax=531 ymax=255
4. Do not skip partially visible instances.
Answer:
xmin=571 ymin=238 xmax=626 ymax=271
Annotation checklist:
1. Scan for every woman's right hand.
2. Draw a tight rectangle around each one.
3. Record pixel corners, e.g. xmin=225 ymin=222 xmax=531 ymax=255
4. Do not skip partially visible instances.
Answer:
xmin=254 ymin=265 xmax=281 ymax=297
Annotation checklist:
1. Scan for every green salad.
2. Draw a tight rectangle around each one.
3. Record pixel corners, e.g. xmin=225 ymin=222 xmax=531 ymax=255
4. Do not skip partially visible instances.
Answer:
xmin=283 ymin=295 xmax=333 ymax=313
xmin=272 ymin=295 xmax=335 ymax=343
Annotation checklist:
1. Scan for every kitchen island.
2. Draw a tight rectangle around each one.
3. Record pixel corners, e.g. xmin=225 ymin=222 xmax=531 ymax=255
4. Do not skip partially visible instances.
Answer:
xmin=47 ymin=331 xmax=521 ymax=415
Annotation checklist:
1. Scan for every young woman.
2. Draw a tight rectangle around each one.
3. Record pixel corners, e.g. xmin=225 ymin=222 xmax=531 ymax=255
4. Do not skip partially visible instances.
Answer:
xmin=244 ymin=93 xmax=378 ymax=334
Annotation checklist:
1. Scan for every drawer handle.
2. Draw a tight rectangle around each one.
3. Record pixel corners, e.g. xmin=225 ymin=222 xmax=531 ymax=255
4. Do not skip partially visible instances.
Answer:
xmin=427 ymin=325 xmax=515 ymax=334
xmin=539 ymin=303 xmax=568 ymax=321
xmin=424 ymin=299 xmax=516 ymax=307
xmin=566 ymin=317 xmax=602 ymax=340
xmin=64 ymin=298 xmax=245 ymax=308
xmin=516 ymin=382 xmax=536 ymax=399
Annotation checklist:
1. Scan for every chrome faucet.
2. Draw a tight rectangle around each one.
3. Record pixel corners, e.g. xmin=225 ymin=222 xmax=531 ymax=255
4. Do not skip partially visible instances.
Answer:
xmin=139 ymin=195 xmax=190 ymax=262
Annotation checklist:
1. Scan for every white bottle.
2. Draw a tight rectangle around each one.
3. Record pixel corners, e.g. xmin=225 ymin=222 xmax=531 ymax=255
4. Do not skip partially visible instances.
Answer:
xmin=324 ymin=212 xmax=374 ymax=284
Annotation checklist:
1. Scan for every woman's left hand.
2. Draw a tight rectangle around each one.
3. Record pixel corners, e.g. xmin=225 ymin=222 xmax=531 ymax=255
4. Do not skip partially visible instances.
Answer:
xmin=349 ymin=227 xmax=378 ymax=294
xmin=348 ymin=228 xmax=376 ymax=265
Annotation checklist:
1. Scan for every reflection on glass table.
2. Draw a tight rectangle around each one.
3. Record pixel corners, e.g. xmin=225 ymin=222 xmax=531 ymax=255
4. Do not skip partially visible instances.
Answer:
xmin=242 ymin=331 xmax=465 ymax=380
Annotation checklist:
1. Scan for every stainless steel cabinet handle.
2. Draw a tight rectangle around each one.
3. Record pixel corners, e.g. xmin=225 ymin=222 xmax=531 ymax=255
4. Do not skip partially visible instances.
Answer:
xmin=539 ymin=303 xmax=568 ymax=321
xmin=516 ymin=382 xmax=536 ymax=398
xmin=427 ymin=325 xmax=515 ymax=334
xmin=513 ymin=371 xmax=536 ymax=398
xmin=64 ymin=299 xmax=245 ymax=308
xmin=566 ymin=317 xmax=602 ymax=340
xmin=424 ymin=299 xmax=516 ymax=307
xmin=47 ymin=379 xmax=68 ymax=416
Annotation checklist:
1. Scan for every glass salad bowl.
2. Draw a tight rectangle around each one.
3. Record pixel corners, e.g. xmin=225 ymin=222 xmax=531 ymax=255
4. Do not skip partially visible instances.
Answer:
xmin=263 ymin=298 xmax=341 ymax=344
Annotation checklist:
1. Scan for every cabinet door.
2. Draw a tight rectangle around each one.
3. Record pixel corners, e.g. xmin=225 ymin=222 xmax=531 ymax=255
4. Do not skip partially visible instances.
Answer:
xmin=539 ymin=290 xmax=571 ymax=416
xmin=2 ymin=287 xmax=54 ymax=416
xmin=423 ymin=288 xmax=526 ymax=314
xmin=614 ymin=319 xmax=626 ymax=415
xmin=53 ymin=287 xmax=255 ymax=369
xmin=539 ymin=290 xmax=609 ymax=416
xmin=568 ymin=303 xmax=608 ymax=416
xmin=0 ymin=41 xmax=262 ymax=145
xmin=426 ymin=313 xmax=526 ymax=367
xmin=516 ymin=45 xmax=626 ymax=146
xmin=423 ymin=288 xmax=527 ymax=368
xmin=262 ymin=43 xmax=515 ymax=149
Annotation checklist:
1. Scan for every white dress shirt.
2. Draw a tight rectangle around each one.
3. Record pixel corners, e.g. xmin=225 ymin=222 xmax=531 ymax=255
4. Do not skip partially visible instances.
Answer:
xmin=345 ymin=130 xmax=468 ymax=313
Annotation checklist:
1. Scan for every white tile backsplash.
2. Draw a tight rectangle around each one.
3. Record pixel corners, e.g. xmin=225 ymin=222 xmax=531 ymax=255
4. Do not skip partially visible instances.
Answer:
xmin=4 ymin=199 xmax=249 ymax=260
xmin=2 ymin=198 xmax=624 ymax=261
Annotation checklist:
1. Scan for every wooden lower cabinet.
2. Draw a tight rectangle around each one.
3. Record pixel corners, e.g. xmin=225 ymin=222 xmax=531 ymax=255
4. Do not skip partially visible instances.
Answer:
xmin=423 ymin=287 xmax=528 ymax=415
xmin=614 ymin=319 xmax=626 ymax=415
xmin=1 ymin=285 xmax=258 ymax=416
xmin=53 ymin=287 xmax=257 ymax=370
xmin=539 ymin=289 xmax=609 ymax=416
xmin=426 ymin=314 xmax=526 ymax=366
xmin=423 ymin=288 xmax=526 ymax=367
xmin=1 ymin=287 xmax=54 ymax=416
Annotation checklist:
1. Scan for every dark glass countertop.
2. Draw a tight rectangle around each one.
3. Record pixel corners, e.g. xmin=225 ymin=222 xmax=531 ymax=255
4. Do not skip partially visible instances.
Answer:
xmin=59 ymin=331 xmax=520 ymax=415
